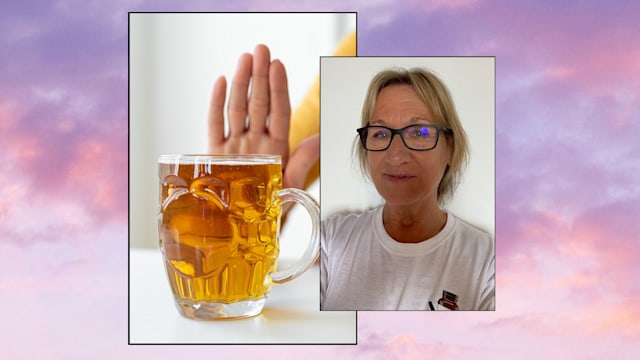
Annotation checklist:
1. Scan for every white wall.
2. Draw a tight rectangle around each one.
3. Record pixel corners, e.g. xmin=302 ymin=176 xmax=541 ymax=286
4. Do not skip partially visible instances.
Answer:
xmin=130 ymin=13 xmax=356 ymax=248
xmin=320 ymin=57 xmax=495 ymax=236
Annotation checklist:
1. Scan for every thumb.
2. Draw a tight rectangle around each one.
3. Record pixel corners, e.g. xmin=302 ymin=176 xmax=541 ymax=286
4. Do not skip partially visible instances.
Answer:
xmin=283 ymin=134 xmax=320 ymax=190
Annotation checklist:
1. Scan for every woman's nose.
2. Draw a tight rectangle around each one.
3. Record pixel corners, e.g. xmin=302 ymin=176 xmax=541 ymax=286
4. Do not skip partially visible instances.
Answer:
xmin=384 ymin=134 xmax=410 ymax=165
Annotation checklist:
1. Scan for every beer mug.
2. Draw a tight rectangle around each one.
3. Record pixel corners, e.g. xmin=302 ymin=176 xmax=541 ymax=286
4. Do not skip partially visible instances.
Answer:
xmin=157 ymin=154 xmax=319 ymax=320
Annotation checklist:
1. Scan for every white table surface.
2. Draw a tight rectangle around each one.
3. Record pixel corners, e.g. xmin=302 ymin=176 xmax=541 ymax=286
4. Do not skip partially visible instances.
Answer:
xmin=129 ymin=247 xmax=356 ymax=344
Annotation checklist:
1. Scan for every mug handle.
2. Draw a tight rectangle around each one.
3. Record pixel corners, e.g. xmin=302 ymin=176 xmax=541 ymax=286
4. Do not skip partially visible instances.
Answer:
xmin=269 ymin=188 xmax=319 ymax=284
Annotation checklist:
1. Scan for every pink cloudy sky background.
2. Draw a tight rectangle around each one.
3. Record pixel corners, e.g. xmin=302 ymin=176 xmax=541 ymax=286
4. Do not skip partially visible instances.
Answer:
xmin=1 ymin=0 xmax=639 ymax=358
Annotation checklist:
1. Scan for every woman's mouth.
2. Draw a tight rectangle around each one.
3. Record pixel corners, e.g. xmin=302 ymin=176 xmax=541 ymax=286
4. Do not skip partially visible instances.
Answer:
xmin=383 ymin=173 xmax=416 ymax=183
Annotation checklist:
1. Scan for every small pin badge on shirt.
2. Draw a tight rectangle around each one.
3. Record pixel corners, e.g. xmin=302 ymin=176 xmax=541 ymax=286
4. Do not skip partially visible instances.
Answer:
xmin=436 ymin=290 xmax=459 ymax=310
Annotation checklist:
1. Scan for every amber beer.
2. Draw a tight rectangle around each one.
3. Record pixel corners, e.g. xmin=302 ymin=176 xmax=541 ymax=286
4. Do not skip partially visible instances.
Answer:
xmin=157 ymin=155 xmax=318 ymax=320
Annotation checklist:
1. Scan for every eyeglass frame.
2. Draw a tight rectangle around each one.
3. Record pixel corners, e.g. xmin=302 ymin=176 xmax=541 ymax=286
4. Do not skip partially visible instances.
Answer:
xmin=356 ymin=123 xmax=453 ymax=151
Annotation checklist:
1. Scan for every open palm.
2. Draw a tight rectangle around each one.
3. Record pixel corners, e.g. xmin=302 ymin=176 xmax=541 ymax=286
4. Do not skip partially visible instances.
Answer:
xmin=208 ymin=44 xmax=318 ymax=190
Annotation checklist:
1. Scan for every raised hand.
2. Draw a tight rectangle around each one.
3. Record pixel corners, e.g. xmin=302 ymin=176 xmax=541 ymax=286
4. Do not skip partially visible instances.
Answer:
xmin=208 ymin=44 xmax=319 ymax=190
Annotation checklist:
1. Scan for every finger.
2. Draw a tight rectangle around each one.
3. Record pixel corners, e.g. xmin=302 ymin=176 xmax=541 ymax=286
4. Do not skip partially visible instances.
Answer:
xmin=228 ymin=52 xmax=252 ymax=137
xmin=283 ymin=134 xmax=320 ymax=190
xmin=208 ymin=76 xmax=227 ymax=151
xmin=268 ymin=59 xmax=291 ymax=141
xmin=248 ymin=44 xmax=270 ymax=133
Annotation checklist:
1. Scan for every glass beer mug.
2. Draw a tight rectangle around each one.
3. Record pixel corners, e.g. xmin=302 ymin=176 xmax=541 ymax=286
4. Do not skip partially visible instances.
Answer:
xmin=157 ymin=154 xmax=319 ymax=320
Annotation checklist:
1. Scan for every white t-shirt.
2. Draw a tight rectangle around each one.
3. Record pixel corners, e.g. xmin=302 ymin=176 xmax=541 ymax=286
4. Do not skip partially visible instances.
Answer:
xmin=320 ymin=206 xmax=495 ymax=310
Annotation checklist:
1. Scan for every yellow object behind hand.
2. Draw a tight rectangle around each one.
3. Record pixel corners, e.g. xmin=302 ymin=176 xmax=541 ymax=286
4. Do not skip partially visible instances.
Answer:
xmin=289 ymin=31 xmax=357 ymax=188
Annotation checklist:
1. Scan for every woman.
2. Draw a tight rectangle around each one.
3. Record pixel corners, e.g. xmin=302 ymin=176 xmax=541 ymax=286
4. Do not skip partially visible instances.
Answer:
xmin=320 ymin=68 xmax=495 ymax=310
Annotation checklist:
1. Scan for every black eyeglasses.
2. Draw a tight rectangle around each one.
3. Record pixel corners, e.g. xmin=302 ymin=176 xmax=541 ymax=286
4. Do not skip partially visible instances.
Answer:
xmin=356 ymin=124 xmax=452 ymax=151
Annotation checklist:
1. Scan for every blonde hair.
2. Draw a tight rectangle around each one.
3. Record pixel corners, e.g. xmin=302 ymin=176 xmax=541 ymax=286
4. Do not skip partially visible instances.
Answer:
xmin=355 ymin=67 xmax=469 ymax=206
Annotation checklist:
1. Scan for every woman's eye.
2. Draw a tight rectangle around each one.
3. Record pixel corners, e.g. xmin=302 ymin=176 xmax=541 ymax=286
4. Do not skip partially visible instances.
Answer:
xmin=409 ymin=127 xmax=430 ymax=137
xmin=372 ymin=130 xmax=388 ymax=138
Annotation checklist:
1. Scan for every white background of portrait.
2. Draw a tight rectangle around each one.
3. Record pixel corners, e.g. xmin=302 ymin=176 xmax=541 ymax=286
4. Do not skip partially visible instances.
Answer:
xmin=320 ymin=57 xmax=495 ymax=236
xmin=130 ymin=13 xmax=356 ymax=248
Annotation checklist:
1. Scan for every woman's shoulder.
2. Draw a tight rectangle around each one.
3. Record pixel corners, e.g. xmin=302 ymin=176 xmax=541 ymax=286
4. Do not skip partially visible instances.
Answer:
xmin=324 ymin=206 xmax=378 ymax=223
xmin=449 ymin=214 xmax=494 ymax=248
xmin=322 ymin=206 xmax=380 ymax=232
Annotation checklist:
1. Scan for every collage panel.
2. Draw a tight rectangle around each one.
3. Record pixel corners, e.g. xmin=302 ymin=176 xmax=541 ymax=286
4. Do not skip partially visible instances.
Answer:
xmin=129 ymin=12 xmax=356 ymax=344
xmin=320 ymin=56 xmax=496 ymax=311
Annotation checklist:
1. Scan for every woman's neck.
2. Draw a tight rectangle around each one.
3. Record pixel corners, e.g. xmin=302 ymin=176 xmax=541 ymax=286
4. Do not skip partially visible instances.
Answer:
xmin=382 ymin=203 xmax=447 ymax=244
